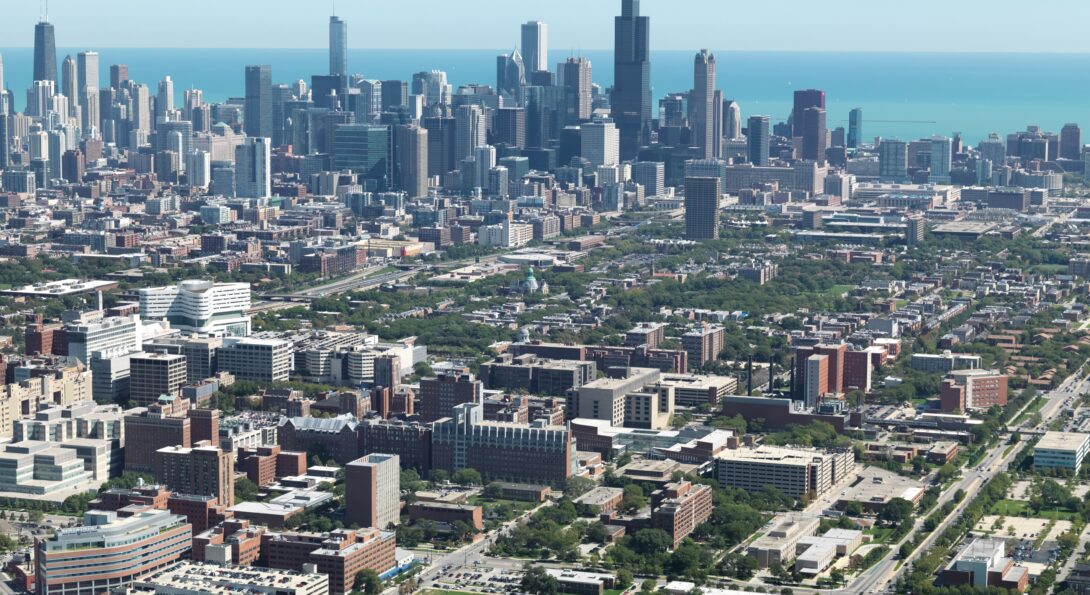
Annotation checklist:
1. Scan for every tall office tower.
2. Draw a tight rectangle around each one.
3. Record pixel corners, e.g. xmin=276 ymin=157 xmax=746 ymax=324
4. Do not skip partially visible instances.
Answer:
xmin=414 ymin=70 xmax=452 ymax=107
xmin=345 ymin=453 xmax=400 ymax=529
xmin=685 ymin=176 xmax=720 ymax=240
xmin=724 ymin=100 xmax=741 ymax=139
xmin=632 ymin=161 xmax=665 ymax=197
xmin=847 ymin=107 xmax=863 ymax=149
xmin=878 ymin=139 xmax=908 ymax=181
xmin=34 ymin=20 xmax=58 ymax=84
xmin=186 ymin=150 xmax=211 ymax=189
xmin=244 ymin=65 xmax=272 ymax=139
xmin=496 ymin=50 xmax=526 ymax=98
xmin=801 ymin=107 xmax=827 ymax=162
xmin=1061 ymin=123 xmax=1082 ymax=160
xmin=129 ymin=352 xmax=187 ymax=406
xmin=613 ymin=0 xmax=651 ymax=160
xmin=380 ymin=79 xmax=408 ymax=111
xmin=60 ymin=55 xmax=77 ymax=108
xmin=357 ymin=79 xmax=383 ymax=123
xmin=558 ymin=57 xmax=592 ymax=124
xmin=157 ymin=76 xmax=174 ymax=119
xmin=47 ymin=130 xmax=66 ymax=181
xmin=423 ymin=115 xmax=456 ymax=176
xmin=746 ymin=115 xmax=770 ymax=166
xmin=235 ymin=137 xmax=271 ymax=198
xmin=521 ymin=21 xmax=548 ymax=73
xmin=930 ymin=135 xmax=953 ymax=182
xmin=691 ymin=49 xmax=718 ymax=159
xmin=580 ymin=120 xmax=620 ymax=167
xmin=333 ymin=124 xmax=391 ymax=188
xmin=183 ymin=88 xmax=203 ymax=121
xmin=329 ymin=15 xmax=348 ymax=77
xmin=474 ymin=145 xmax=497 ymax=191
xmin=77 ymin=52 xmax=99 ymax=99
xmin=0 ymin=53 xmax=7 ymax=116
xmin=494 ymin=107 xmax=526 ymax=148
xmin=455 ymin=104 xmax=486 ymax=161
xmin=269 ymin=84 xmax=292 ymax=145
xmin=0 ymin=116 xmax=9 ymax=168
xmin=156 ymin=444 xmax=234 ymax=507
xmin=109 ymin=64 xmax=128 ymax=89
xmin=394 ymin=124 xmax=428 ymax=198
xmin=792 ymin=89 xmax=825 ymax=137
xmin=132 ymin=83 xmax=152 ymax=132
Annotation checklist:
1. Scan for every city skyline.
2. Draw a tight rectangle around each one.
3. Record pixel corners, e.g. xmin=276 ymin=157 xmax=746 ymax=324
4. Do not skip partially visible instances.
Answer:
xmin=2 ymin=0 xmax=1090 ymax=53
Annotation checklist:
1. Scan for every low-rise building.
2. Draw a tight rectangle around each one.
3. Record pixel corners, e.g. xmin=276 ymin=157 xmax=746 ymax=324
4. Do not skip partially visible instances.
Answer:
xmin=127 ymin=561 xmax=329 ymax=595
xmin=715 ymin=445 xmax=855 ymax=499
xmin=1035 ymin=431 xmax=1090 ymax=474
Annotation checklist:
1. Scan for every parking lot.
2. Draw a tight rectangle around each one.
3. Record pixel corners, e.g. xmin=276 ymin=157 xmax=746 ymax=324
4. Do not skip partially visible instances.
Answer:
xmin=432 ymin=566 xmax=524 ymax=594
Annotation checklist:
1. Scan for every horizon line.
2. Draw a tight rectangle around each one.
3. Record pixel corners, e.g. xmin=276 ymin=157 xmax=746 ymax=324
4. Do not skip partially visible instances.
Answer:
xmin=2 ymin=46 xmax=1090 ymax=56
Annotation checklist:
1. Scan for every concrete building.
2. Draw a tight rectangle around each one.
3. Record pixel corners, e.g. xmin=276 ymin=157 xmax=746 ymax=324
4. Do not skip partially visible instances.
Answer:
xmin=128 ymin=561 xmax=329 ymax=595
xmin=419 ymin=372 xmax=482 ymax=423
xmin=651 ymin=480 xmax=714 ymax=547
xmin=680 ymin=325 xmax=725 ymax=369
xmin=431 ymin=403 xmax=574 ymax=486
xmin=218 ymin=338 xmax=292 ymax=382
xmin=715 ymin=445 xmax=855 ymax=499
xmin=656 ymin=374 xmax=736 ymax=407
xmin=940 ymin=538 xmax=1028 ymax=592
xmin=684 ymin=177 xmax=720 ymax=240
xmin=747 ymin=515 xmax=821 ymax=567
xmin=262 ymin=528 xmax=396 ymax=594
xmin=573 ymin=367 xmax=661 ymax=426
xmin=1035 ymin=431 xmax=1090 ymax=475
xmin=940 ymin=369 xmax=1008 ymax=412
xmin=129 ymin=352 xmax=187 ymax=406
xmin=345 ymin=453 xmax=400 ymax=530
xmin=156 ymin=442 xmax=235 ymax=507
xmin=34 ymin=509 xmax=192 ymax=595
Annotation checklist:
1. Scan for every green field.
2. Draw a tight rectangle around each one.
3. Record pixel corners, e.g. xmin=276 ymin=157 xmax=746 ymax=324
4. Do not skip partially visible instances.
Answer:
xmin=826 ymin=284 xmax=854 ymax=297
xmin=991 ymin=499 xmax=1076 ymax=520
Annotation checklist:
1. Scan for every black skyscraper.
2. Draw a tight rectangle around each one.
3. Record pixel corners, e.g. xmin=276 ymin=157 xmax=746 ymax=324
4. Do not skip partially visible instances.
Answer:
xmin=34 ymin=21 xmax=58 ymax=84
xmin=792 ymin=89 xmax=825 ymax=137
xmin=612 ymin=0 xmax=651 ymax=161
xmin=244 ymin=65 xmax=273 ymax=139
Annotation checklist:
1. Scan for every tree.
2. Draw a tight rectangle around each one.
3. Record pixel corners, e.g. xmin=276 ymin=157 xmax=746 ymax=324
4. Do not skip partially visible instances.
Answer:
xmin=565 ymin=476 xmax=595 ymax=498
xmin=521 ymin=565 xmax=560 ymax=595
xmin=621 ymin=484 xmax=648 ymax=514
xmin=843 ymin=501 xmax=864 ymax=516
xmin=429 ymin=469 xmax=449 ymax=484
xmin=616 ymin=569 xmax=634 ymax=589
xmin=585 ymin=521 xmax=610 ymax=544
xmin=640 ymin=579 xmax=657 ymax=594
xmin=879 ymin=498 xmax=914 ymax=525
xmin=629 ymin=528 xmax=673 ymax=556
xmin=235 ymin=478 xmax=260 ymax=502
xmin=484 ymin=482 xmax=504 ymax=499
xmin=452 ymin=468 xmax=483 ymax=486
xmin=352 ymin=569 xmax=382 ymax=595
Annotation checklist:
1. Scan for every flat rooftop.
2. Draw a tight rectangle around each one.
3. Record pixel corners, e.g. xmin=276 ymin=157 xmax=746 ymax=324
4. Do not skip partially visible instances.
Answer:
xmin=1037 ymin=431 xmax=1090 ymax=452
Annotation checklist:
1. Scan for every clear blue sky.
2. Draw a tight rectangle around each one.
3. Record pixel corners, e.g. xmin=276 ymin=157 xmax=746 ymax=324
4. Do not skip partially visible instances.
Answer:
xmin=2 ymin=0 xmax=1088 ymax=52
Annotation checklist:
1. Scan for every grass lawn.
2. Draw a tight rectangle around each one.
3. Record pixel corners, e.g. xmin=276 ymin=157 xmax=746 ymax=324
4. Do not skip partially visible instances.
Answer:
xmin=865 ymin=526 xmax=895 ymax=543
xmin=991 ymin=499 xmax=1030 ymax=516
xmin=991 ymin=499 xmax=1076 ymax=520
xmin=826 ymin=284 xmax=854 ymax=297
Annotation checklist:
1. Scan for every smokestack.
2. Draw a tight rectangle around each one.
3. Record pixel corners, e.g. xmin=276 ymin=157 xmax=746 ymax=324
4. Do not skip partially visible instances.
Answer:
xmin=746 ymin=356 xmax=753 ymax=396
xmin=97 ymin=290 xmax=103 ymax=312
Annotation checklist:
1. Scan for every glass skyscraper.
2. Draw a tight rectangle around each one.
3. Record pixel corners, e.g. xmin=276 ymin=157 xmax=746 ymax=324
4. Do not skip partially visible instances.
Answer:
xmin=34 ymin=20 xmax=58 ymax=84
xmin=612 ymin=0 xmax=651 ymax=161
xmin=330 ymin=16 xmax=348 ymax=77
xmin=244 ymin=65 xmax=273 ymax=139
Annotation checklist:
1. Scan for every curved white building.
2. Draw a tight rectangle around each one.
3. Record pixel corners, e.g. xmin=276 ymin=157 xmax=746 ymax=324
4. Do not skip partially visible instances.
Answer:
xmin=138 ymin=280 xmax=251 ymax=337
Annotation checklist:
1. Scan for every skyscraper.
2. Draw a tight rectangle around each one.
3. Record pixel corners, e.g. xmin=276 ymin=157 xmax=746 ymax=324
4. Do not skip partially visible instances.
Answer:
xmin=521 ymin=21 xmax=548 ymax=73
xmin=333 ymin=124 xmax=391 ymax=189
xmin=34 ymin=20 xmax=58 ymax=84
xmin=724 ymin=100 xmax=741 ymax=140
xmin=930 ymin=135 xmax=953 ymax=183
xmin=455 ymin=104 xmax=486 ymax=161
xmin=60 ymin=55 xmax=77 ymax=107
xmin=801 ymin=107 xmax=827 ymax=162
xmin=244 ymin=65 xmax=272 ymax=139
xmin=848 ymin=108 xmax=863 ymax=149
xmin=879 ymin=139 xmax=908 ymax=181
xmin=109 ymin=64 xmax=128 ymax=89
xmin=330 ymin=16 xmax=348 ymax=77
xmin=394 ymin=124 xmax=428 ymax=199
xmin=345 ymin=454 xmax=400 ymax=529
xmin=77 ymin=52 xmax=99 ymax=98
xmin=235 ymin=137 xmax=271 ymax=198
xmin=1061 ymin=123 xmax=1082 ymax=160
xmin=157 ymin=76 xmax=174 ymax=120
xmin=747 ymin=115 xmax=770 ymax=166
xmin=685 ymin=177 xmax=720 ymax=240
xmin=581 ymin=120 xmax=620 ymax=168
xmin=691 ymin=49 xmax=719 ymax=160
xmin=558 ymin=57 xmax=592 ymax=124
xmin=612 ymin=0 xmax=651 ymax=161
xmin=792 ymin=89 xmax=825 ymax=137
xmin=496 ymin=50 xmax=525 ymax=98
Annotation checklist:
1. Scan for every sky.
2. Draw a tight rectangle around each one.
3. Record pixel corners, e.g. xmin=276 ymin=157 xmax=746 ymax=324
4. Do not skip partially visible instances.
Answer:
xmin=1 ymin=0 xmax=1089 ymax=53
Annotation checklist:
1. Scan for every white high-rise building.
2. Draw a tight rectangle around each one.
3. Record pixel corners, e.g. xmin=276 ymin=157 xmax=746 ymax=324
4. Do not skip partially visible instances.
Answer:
xmin=521 ymin=21 xmax=548 ymax=73
xmin=77 ymin=51 xmax=99 ymax=118
xmin=157 ymin=76 xmax=174 ymax=120
xmin=235 ymin=137 xmax=271 ymax=198
xmin=66 ymin=314 xmax=143 ymax=365
xmin=138 ymin=280 xmax=252 ymax=337
xmin=186 ymin=150 xmax=211 ymax=189
xmin=930 ymin=135 xmax=953 ymax=183
xmin=580 ymin=120 xmax=620 ymax=168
